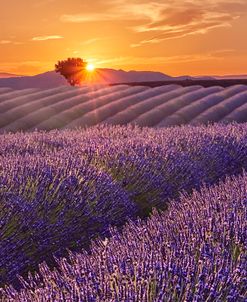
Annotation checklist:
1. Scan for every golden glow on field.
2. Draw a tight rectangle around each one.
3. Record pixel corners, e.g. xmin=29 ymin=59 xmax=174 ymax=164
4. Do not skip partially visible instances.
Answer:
xmin=86 ymin=63 xmax=95 ymax=72
xmin=0 ymin=0 xmax=247 ymax=76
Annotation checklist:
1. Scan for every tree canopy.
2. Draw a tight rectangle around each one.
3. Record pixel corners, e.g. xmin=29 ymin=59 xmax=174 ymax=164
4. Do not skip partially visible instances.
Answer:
xmin=55 ymin=58 xmax=87 ymax=86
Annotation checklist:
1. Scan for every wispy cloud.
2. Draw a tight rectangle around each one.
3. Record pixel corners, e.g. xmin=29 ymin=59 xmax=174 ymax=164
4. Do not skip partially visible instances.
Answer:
xmin=32 ymin=35 xmax=63 ymax=41
xmin=0 ymin=40 xmax=12 ymax=44
xmin=130 ymin=20 xmax=234 ymax=47
xmin=81 ymin=37 xmax=110 ymax=45
xmin=93 ymin=49 xmax=239 ymax=67
xmin=61 ymin=14 xmax=121 ymax=22
xmin=60 ymin=0 xmax=247 ymax=46
xmin=0 ymin=61 xmax=44 ymax=75
xmin=60 ymin=2 xmax=159 ymax=23
xmin=124 ymin=1 xmax=245 ymax=46
xmin=0 ymin=40 xmax=23 ymax=45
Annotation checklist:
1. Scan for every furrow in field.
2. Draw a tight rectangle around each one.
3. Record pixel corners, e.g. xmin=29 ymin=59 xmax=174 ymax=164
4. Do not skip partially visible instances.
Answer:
xmin=223 ymin=102 xmax=247 ymax=123
xmin=132 ymin=86 xmax=202 ymax=126
xmin=66 ymin=86 xmax=186 ymax=128
xmin=190 ymin=85 xmax=247 ymax=125
xmin=31 ymin=85 xmax=133 ymax=131
xmin=104 ymin=85 xmax=180 ymax=125
xmin=0 ymin=86 xmax=71 ymax=115
xmin=1 ymin=86 xmax=113 ymax=132
xmin=60 ymin=86 xmax=149 ymax=128
xmin=0 ymin=86 xmax=111 ymax=130
xmin=0 ymin=88 xmax=39 ymax=104
xmin=156 ymin=86 xmax=223 ymax=127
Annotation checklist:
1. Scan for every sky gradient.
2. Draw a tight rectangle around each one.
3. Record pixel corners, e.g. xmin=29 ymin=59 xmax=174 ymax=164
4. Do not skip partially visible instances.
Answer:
xmin=1 ymin=0 xmax=247 ymax=76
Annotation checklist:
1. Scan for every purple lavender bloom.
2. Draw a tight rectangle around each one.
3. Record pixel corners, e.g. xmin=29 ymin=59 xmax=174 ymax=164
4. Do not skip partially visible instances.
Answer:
xmin=0 ymin=123 xmax=246 ymax=298
xmin=1 ymin=171 xmax=246 ymax=301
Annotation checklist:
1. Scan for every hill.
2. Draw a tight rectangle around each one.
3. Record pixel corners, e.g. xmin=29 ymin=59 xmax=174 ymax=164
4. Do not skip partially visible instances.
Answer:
xmin=0 ymin=69 xmax=208 ymax=89
xmin=0 ymin=72 xmax=23 ymax=78
xmin=0 ymin=84 xmax=247 ymax=133
xmin=94 ymin=68 xmax=195 ymax=83
xmin=214 ymin=74 xmax=247 ymax=79
xmin=0 ymin=71 xmax=68 ymax=89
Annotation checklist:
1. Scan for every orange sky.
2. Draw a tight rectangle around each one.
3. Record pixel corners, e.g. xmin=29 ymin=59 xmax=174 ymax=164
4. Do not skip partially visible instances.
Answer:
xmin=0 ymin=0 xmax=247 ymax=76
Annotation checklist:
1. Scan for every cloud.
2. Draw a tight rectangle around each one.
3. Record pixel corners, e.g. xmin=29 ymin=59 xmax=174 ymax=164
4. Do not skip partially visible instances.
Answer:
xmin=0 ymin=61 xmax=43 ymax=75
xmin=60 ymin=1 xmax=164 ymax=23
xmin=81 ymin=37 xmax=110 ymax=45
xmin=60 ymin=0 xmax=247 ymax=45
xmin=211 ymin=49 xmax=236 ymax=57
xmin=126 ymin=1 xmax=245 ymax=45
xmin=0 ymin=40 xmax=12 ymax=44
xmin=91 ymin=51 xmax=234 ymax=68
xmin=60 ymin=13 xmax=137 ymax=23
xmin=91 ymin=48 xmax=244 ymax=69
xmin=32 ymin=35 xmax=63 ymax=41
xmin=61 ymin=14 xmax=110 ymax=22
xmin=130 ymin=19 xmax=234 ymax=47
xmin=0 ymin=40 xmax=23 ymax=45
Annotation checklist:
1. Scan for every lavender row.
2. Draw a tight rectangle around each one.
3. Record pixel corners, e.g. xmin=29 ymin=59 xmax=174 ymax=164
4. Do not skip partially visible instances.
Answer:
xmin=2 ymin=172 xmax=246 ymax=301
xmin=0 ymin=155 xmax=136 ymax=287
xmin=0 ymin=124 xmax=247 ymax=287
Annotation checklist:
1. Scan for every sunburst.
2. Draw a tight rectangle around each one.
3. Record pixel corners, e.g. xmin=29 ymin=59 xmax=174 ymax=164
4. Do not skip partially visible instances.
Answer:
xmin=86 ymin=63 xmax=95 ymax=72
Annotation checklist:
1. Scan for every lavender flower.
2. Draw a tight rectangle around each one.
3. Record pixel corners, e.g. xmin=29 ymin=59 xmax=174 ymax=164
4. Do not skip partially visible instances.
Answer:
xmin=0 ymin=123 xmax=246 ymax=295
xmin=1 ymin=172 xmax=246 ymax=301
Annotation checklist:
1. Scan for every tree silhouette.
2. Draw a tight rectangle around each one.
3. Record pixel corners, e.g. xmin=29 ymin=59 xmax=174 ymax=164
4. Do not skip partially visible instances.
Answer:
xmin=55 ymin=58 xmax=88 ymax=86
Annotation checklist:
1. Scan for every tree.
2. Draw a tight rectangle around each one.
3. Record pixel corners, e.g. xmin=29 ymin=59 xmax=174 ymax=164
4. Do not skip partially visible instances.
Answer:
xmin=55 ymin=58 xmax=88 ymax=86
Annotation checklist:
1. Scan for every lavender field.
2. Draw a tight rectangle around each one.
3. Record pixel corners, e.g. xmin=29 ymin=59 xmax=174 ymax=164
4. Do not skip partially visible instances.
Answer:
xmin=0 ymin=124 xmax=246 ymax=301
xmin=1 ymin=84 xmax=247 ymax=133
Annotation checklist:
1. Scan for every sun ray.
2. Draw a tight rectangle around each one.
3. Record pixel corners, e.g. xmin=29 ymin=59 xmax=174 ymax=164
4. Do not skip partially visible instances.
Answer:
xmin=86 ymin=63 xmax=95 ymax=72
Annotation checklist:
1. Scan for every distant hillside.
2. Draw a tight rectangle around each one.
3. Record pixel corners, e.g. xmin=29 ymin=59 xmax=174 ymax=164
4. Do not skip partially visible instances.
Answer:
xmin=94 ymin=68 xmax=194 ymax=83
xmin=111 ymin=79 xmax=247 ymax=88
xmin=0 ymin=72 xmax=23 ymax=78
xmin=0 ymin=69 xmax=203 ymax=89
xmin=214 ymin=74 xmax=247 ymax=80
xmin=1 ymin=68 xmax=247 ymax=89
xmin=0 ymin=71 xmax=68 ymax=89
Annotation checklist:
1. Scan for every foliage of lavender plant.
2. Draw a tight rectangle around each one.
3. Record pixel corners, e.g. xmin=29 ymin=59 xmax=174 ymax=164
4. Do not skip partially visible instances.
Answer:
xmin=0 ymin=151 xmax=136 ymax=287
xmin=0 ymin=123 xmax=247 ymax=289
xmin=2 ymin=172 xmax=246 ymax=301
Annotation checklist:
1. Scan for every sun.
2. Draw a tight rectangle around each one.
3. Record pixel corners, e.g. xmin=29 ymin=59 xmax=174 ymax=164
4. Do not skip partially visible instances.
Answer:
xmin=86 ymin=63 xmax=95 ymax=72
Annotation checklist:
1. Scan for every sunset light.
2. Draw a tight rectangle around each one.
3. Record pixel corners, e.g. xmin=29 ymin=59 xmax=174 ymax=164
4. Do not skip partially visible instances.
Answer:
xmin=1 ymin=0 xmax=247 ymax=76
xmin=1 ymin=1 xmax=247 ymax=300
xmin=86 ymin=63 xmax=95 ymax=72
